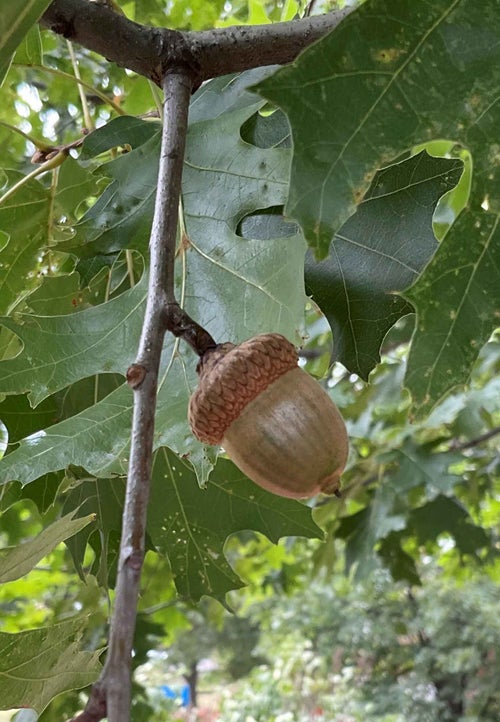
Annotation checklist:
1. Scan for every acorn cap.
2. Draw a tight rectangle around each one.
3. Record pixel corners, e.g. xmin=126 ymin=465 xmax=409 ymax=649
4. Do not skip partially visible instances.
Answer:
xmin=188 ymin=333 xmax=298 ymax=445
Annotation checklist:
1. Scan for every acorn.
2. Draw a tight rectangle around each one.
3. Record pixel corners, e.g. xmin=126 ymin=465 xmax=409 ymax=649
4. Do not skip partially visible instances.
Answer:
xmin=188 ymin=333 xmax=348 ymax=499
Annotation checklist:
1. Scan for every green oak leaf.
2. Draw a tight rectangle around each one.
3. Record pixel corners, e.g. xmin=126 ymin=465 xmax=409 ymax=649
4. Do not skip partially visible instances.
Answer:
xmin=62 ymin=477 xmax=125 ymax=584
xmin=0 ymin=274 xmax=147 ymax=405
xmin=0 ymin=343 xmax=210 ymax=486
xmin=55 ymin=156 xmax=101 ymax=223
xmin=0 ymin=0 xmax=53 ymax=84
xmin=257 ymin=0 xmax=499 ymax=254
xmin=257 ymin=0 xmax=500 ymax=408
xmin=404 ymin=208 xmax=500 ymax=417
xmin=0 ymin=157 xmax=99 ymax=316
xmin=68 ymin=72 xmax=306 ymax=344
xmin=80 ymin=115 xmax=161 ymax=159
xmin=148 ymin=448 xmax=323 ymax=601
xmin=68 ymin=129 xmax=161 ymax=257
xmin=23 ymin=271 xmax=111 ymax=316
xmin=0 ymin=171 xmax=49 ymax=315
xmin=0 ymin=510 xmax=95 ymax=583
xmin=377 ymin=532 xmax=421 ymax=586
xmin=408 ymin=494 xmax=489 ymax=556
xmin=189 ymin=67 xmax=281 ymax=124
xmin=0 ymin=618 xmax=101 ymax=714
xmin=388 ymin=441 xmax=463 ymax=498
xmin=336 ymin=481 xmax=406 ymax=579
xmin=0 ymin=393 xmax=59 ymax=445
xmin=181 ymin=102 xmax=305 ymax=343
xmin=0 ymin=472 xmax=63 ymax=515
xmin=12 ymin=23 xmax=42 ymax=66
xmin=305 ymin=151 xmax=463 ymax=378
xmin=0 ymin=383 xmax=133 ymax=485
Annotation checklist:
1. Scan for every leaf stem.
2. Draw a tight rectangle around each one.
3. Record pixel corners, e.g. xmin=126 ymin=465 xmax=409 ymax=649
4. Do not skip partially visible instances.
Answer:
xmin=66 ymin=39 xmax=94 ymax=131
xmin=0 ymin=119 xmax=53 ymax=151
xmin=45 ymin=163 xmax=60 ymax=274
xmin=0 ymin=150 xmax=67 ymax=207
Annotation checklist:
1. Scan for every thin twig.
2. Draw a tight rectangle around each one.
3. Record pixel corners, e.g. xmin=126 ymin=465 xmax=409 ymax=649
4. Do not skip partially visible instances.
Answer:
xmin=449 ymin=425 xmax=500 ymax=451
xmin=69 ymin=69 xmax=194 ymax=722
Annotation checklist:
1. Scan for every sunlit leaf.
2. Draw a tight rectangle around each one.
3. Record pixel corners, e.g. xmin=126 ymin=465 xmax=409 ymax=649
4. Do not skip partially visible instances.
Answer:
xmin=0 ymin=510 xmax=95 ymax=583
xmin=0 ymin=172 xmax=49 ymax=315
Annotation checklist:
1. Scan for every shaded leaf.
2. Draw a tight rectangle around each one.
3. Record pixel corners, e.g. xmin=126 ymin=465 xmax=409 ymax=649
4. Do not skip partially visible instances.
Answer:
xmin=336 ymin=481 xmax=406 ymax=578
xmin=24 ymin=273 xmax=94 ymax=316
xmin=409 ymin=494 xmax=489 ymax=555
xmin=389 ymin=441 xmax=462 ymax=497
xmin=0 ymin=0 xmax=53 ymax=84
xmin=257 ymin=0 xmax=500 ymax=407
xmin=257 ymin=0 xmax=499 ymax=255
xmin=0 ymin=618 xmax=101 ymax=713
xmin=0 ymin=510 xmax=95 ymax=583
xmin=378 ymin=532 xmax=420 ymax=585
xmin=62 ymin=477 xmax=125 ymax=583
xmin=67 ymin=129 xmax=161 ymax=258
xmin=404 ymin=209 xmax=500 ymax=417
xmin=80 ymin=115 xmax=160 ymax=159
xmin=305 ymin=152 xmax=462 ymax=377
xmin=55 ymin=156 xmax=101 ymax=221
xmin=148 ymin=448 xmax=323 ymax=601
xmin=0 ymin=393 xmax=59 ymax=444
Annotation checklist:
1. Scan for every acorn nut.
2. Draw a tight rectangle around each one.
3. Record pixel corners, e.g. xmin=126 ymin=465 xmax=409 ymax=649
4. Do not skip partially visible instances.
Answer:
xmin=188 ymin=333 xmax=348 ymax=499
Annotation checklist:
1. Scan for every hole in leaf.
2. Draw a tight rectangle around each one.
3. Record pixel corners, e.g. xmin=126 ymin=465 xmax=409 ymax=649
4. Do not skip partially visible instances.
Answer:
xmin=236 ymin=206 xmax=299 ymax=241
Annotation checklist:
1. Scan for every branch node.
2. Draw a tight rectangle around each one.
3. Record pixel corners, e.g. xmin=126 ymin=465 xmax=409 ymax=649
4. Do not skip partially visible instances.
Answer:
xmin=127 ymin=550 xmax=144 ymax=572
xmin=126 ymin=363 xmax=147 ymax=388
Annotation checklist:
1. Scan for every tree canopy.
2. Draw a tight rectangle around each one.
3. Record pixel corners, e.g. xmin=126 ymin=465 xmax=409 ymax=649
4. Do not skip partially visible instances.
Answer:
xmin=0 ymin=0 xmax=499 ymax=720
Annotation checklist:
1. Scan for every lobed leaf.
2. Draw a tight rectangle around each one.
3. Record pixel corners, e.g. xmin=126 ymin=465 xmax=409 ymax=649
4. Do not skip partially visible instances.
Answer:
xmin=404 ymin=209 xmax=500 ymax=417
xmin=0 ymin=618 xmax=101 ymax=713
xmin=147 ymin=449 xmax=323 ymax=601
xmin=305 ymin=151 xmax=463 ymax=377
xmin=0 ymin=344 xmax=209 ymax=486
xmin=0 ymin=274 xmax=147 ymax=405
xmin=258 ymin=0 xmax=500 ymax=408
xmin=0 ymin=510 xmax=95 ymax=583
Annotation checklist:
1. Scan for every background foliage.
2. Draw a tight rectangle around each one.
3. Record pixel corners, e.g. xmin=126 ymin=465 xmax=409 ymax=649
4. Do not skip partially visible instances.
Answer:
xmin=0 ymin=0 xmax=498 ymax=719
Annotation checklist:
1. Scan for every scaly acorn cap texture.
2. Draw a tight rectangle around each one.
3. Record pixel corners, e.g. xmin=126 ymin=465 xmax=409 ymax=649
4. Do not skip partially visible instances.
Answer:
xmin=188 ymin=333 xmax=349 ymax=498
